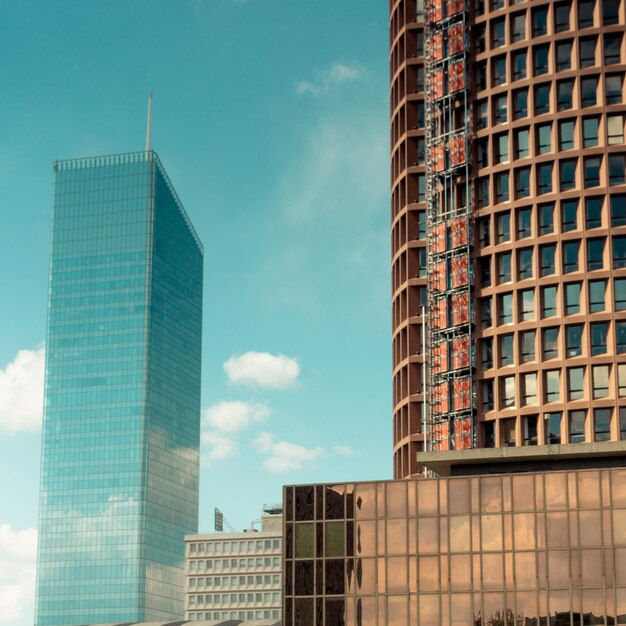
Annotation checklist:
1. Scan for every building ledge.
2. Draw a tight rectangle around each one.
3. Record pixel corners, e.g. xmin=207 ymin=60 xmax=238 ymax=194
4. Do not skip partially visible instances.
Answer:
xmin=417 ymin=441 xmax=626 ymax=477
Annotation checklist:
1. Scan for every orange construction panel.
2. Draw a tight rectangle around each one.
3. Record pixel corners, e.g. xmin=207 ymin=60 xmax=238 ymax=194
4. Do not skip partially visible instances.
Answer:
xmin=432 ymin=262 xmax=447 ymax=292
xmin=450 ymin=216 xmax=468 ymax=248
xmin=448 ymin=0 xmax=463 ymax=16
xmin=451 ymin=292 xmax=469 ymax=326
xmin=432 ymin=297 xmax=447 ymax=328
xmin=433 ymin=341 xmax=448 ymax=374
xmin=433 ymin=223 xmax=446 ymax=254
xmin=449 ymin=61 xmax=465 ymax=92
xmin=448 ymin=23 xmax=464 ymax=55
xmin=432 ymin=383 xmax=449 ymax=415
xmin=432 ymin=34 xmax=444 ymax=61
xmin=434 ymin=70 xmax=445 ymax=98
xmin=449 ymin=135 xmax=467 ymax=167
xmin=451 ymin=256 xmax=469 ymax=288
xmin=433 ymin=144 xmax=445 ymax=173
xmin=431 ymin=0 xmax=444 ymax=22
xmin=453 ymin=378 xmax=471 ymax=411
xmin=451 ymin=336 xmax=470 ymax=370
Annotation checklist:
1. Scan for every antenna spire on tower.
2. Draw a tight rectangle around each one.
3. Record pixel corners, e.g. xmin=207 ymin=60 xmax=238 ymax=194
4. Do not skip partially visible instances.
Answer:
xmin=145 ymin=93 xmax=153 ymax=155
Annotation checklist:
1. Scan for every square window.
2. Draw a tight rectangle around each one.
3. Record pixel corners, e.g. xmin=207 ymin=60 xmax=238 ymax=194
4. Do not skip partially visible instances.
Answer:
xmin=614 ymin=235 xmax=626 ymax=267
xmin=563 ymin=240 xmax=579 ymax=273
xmin=566 ymin=324 xmax=583 ymax=356
xmin=540 ymin=202 xmax=554 ymax=234
xmin=516 ymin=167 xmax=531 ymax=198
xmin=568 ymin=367 xmax=585 ymax=400
xmin=494 ymin=95 xmax=508 ymax=124
xmin=545 ymin=370 xmax=561 ymax=403
xmin=589 ymin=279 xmax=606 ymax=311
xmin=520 ymin=289 xmax=535 ymax=320
xmin=543 ymin=327 xmax=559 ymax=359
xmin=559 ymin=120 xmax=575 ymax=151
xmin=535 ymin=83 xmax=551 ymax=114
xmin=592 ymin=365 xmax=609 ymax=400
xmin=500 ymin=293 xmax=513 ymax=324
xmin=579 ymin=0 xmax=595 ymax=27
xmin=537 ymin=162 xmax=553 ymax=194
xmin=533 ymin=6 xmax=548 ymax=35
xmin=537 ymin=123 xmax=552 ymax=154
xmin=496 ymin=211 xmax=511 ymax=242
xmin=557 ymin=80 xmax=574 ymax=110
xmin=556 ymin=41 xmax=572 ymax=70
xmin=492 ymin=18 xmax=505 ymax=47
xmin=584 ymin=156 xmax=601 ymax=187
xmin=603 ymin=0 xmax=620 ymax=24
xmin=496 ymin=172 xmax=509 ymax=203
xmin=560 ymin=159 xmax=577 ymax=191
xmin=583 ymin=117 xmax=599 ymax=147
xmin=562 ymin=199 xmax=578 ymax=231
xmin=512 ymin=13 xmax=526 ymax=42
xmin=501 ymin=334 xmax=514 ymax=365
xmin=606 ymin=74 xmax=623 ymax=104
xmin=608 ymin=115 xmax=624 ymax=145
xmin=513 ymin=89 xmax=529 ymax=119
xmin=542 ymin=284 xmax=557 ymax=316
xmin=604 ymin=33 xmax=622 ymax=64
xmin=591 ymin=321 xmax=608 ymax=354
xmin=520 ymin=329 xmax=535 ymax=361
xmin=523 ymin=374 xmax=538 ymax=406
xmin=545 ymin=412 xmax=562 ymax=444
xmin=541 ymin=245 xmax=556 ymax=277
xmin=481 ymin=297 xmax=493 ymax=327
xmin=565 ymin=283 xmax=581 ymax=314
xmin=534 ymin=45 xmax=550 ymax=76
xmin=493 ymin=56 xmax=507 ymax=86
xmin=594 ymin=407 xmax=611 ymax=441
xmin=570 ymin=410 xmax=586 ymax=443
xmin=580 ymin=37 xmax=597 ymax=68
xmin=581 ymin=76 xmax=598 ymax=107
xmin=518 ymin=247 xmax=533 ymax=279
xmin=615 ymin=277 xmax=626 ymax=309
xmin=555 ymin=2 xmax=571 ymax=30
xmin=585 ymin=197 xmax=603 ymax=229
xmin=498 ymin=251 xmax=512 ymax=282
xmin=495 ymin=133 xmax=509 ymax=163
xmin=587 ymin=238 xmax=604 ymax=270
xmin=512 ymin=51 xmax=527 ymax=81
xmin=518 ymin=207 xmax=532 ymax=238
xmin=515 ymin=128 xmax=530 ymax=159
xmin=609 ymin=154 xmax=626 ymax=184
xmin=617 ymin=320 xmax=626 ymax=352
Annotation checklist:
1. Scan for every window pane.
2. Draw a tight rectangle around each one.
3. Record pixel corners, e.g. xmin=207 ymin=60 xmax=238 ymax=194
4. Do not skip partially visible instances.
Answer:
xmin=593 ymin=365 xmax=610 ymax=399
xmin=587 ymin=239 xmax=604 ymax=271
xmin=540 ymin=203 xmax=554 ymax=234
xmin=565 ymin=283 xmax=581 ymax=314
xmin=570 ymin=410 xmax=586 ymax=443
xmin=568 ymin=367 xmax=584 ymax=400
xmin=594 ymin=408 xmax=611 ymax=441
xmin=567 ymin=324 xmax=583 ymax=357
xmin=586 ymin=197 xmax=602 ymax=229
xmin=520 ymin=289 xmax=535 ymax=321
xmin=542 ymin=285 xmax=557 ymax=317
xmin=521 ymin=330 xmax=535 ymax=362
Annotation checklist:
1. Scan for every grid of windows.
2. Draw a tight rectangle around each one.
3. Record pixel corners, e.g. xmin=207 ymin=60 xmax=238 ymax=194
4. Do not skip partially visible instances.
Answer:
xmin=285 ymin=474 xmax=626 ymax=626
xmin=473 ymin=0 xmax=626 ymax=448
xmin=185 ymin=532 xmax=282 ymax=622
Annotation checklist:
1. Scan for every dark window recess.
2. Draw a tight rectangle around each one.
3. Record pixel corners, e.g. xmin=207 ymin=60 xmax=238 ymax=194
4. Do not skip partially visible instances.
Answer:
xmin=603 ymin=0 xmax=620 ymax=25
xmin=560 ymin=160 xmax=577 ymax=191
xmin=617 ymin=321 xmax=626 ymax=353
xmin=586 ymin=197 xmax=603 ymax=229
xmin=558 ymin=81 xmax=574 ymax=110
xmin=616 ymin=278 xmax=626 ymax=310
xmin=556 ymin=42 xmax=572 ymax=70
xmin=579 ymin=0 xmax=595 ymax=27
xmin=524 ymin=416 xmax=538 ymax=446
xmin=537 ymin=163 xmax=553 ymax=194
xmin=535 ymin=84 xmax=551 ymax=114
xmin=541 ymin=245 xmax=556 ymax=276
xmin=567 ymin=324 xmax=583 ymax=357
xmin=587 ymin=238 xmax=604 ymax=270
xmin=605 ymin=34 xmax=622 ymax=64
xmin=516 ymin=168 xmax=531 ymax=198
xmin=570 ymin=411 xmax=586 ymax=443
xmin=584 ymin=157 xmax=601 ymax=188
xmin=606 ymin=75 xmax=623 ymax=105
xmin=580 ymin=38 xmax=596 ymax=68
xmin=534 ymin=45 xmax=549 ymax=75
xmin=483 ymin=421 xmax=495 ymax=447
xmin=591 ymin=322 xmax=608 ymax=355
xmin=540 ymin=203 xmax=554 ymax=234
xmin=612 ymin=195 xmax=626 ymax=226
xmin=562 ymin=200 xmax=578 ymax=231
xmin=614 ymin=236 xmax=626 ymax=268
xmin=555 ymin=2 xmax=571 ymax=30
xmin=546 ymin=412 xmax=561 ymax=444
xmin=533 ymin=6 xmax=548 ymax=35
xmin=594 ymin=408 xmax=611 ymax=442
xmin=581 ymin=77 xmax=598 ymax=107
xmin=563 ymin=241 xmax=579 ymax=273
xmin=514 ymin=89 xmax=528 ymax=119
xmin=609 ymin=155 xmax=626 ymax=185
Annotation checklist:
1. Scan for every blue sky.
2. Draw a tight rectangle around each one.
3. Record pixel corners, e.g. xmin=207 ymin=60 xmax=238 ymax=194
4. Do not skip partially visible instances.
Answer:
xmin=0 ymin=1 xmax=391 ymax=621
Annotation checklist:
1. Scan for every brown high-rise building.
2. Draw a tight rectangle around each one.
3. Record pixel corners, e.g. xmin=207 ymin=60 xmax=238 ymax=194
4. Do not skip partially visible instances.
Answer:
xmin=392 ymin=0 xmax=626 ymax=478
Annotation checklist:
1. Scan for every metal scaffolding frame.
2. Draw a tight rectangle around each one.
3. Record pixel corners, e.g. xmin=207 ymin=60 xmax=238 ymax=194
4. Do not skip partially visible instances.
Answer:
xmin=424 ymin=0 xmax=476 ymax=452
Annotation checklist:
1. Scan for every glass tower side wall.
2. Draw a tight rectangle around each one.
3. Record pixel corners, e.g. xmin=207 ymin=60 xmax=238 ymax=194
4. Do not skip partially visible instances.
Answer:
xmin=35 ymin=152 xmax=203 ymax=626
xmin=142 ymin=161 xmax=203 ymax=619
xmin=284 ymin=470 xmax=626 ymax=626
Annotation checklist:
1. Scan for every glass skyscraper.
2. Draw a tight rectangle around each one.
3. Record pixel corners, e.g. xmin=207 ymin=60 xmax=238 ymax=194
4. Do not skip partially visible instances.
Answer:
xmin=35 ymin=151 xmax=203 ymax=626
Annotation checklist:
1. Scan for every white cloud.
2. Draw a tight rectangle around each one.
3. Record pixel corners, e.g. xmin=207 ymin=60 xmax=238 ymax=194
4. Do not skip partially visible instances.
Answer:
xmin=224 ymin=352 xmax=299 ymax=389
xmin=0 ymin=524 xmax=37 ymax=624
xmin=0 ymin=345 xmax=45 ymax=434
xmin=201 ymin=431 xmax=238 ymax=462
xmin=333 ymin=445 xmax=354 ymax=457
xmin=202 ymin=401 xmax=270 ymax=433
xmin=253 ymin=432 xmax=323 ymax=473
xmin=296 ymin=62 xmax=364 ymax=97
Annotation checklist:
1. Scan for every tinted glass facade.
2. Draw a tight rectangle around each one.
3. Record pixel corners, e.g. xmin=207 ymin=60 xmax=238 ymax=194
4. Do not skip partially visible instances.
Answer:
xmin=35 ymin=151 xmax=203 ymax=626
xmin=285 ymin=471 xmax=626 ymax=625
